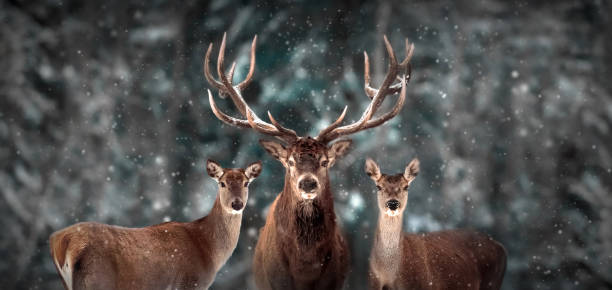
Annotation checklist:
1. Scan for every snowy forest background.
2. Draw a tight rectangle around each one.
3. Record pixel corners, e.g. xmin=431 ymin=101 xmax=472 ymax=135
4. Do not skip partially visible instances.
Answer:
xmin=1 ymin=0 xmax=611 ymax=289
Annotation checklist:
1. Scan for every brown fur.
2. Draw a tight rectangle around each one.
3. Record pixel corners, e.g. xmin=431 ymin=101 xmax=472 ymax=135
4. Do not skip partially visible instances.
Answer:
xmin=366 ymin=159 xmax=506 ymax=290
xmin=49 ymin=162 xmax=261 ymax=290
xmin=253 ymin=137 xmax=350 ymax=290
xmin=369 ymin=228 xmax=507 ymax=290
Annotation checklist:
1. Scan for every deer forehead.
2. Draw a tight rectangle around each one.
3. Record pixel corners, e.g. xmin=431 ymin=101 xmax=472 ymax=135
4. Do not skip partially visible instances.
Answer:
xmin=289 ymin=138 xmax=328 ymax=160
xmin=220 ymin=170 xmax=247 ymax=182
xmin=379 ymin=174 xmax=408 ymax=188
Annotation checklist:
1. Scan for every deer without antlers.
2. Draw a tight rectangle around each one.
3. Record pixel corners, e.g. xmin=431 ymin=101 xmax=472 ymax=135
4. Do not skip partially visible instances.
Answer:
xmin=204 ymin=32 xmax=414 ymax=289
xmin=365 ymin=158 xmax=507 ymax=290
xmin=49 ymin=160 xmax=262 ymax=290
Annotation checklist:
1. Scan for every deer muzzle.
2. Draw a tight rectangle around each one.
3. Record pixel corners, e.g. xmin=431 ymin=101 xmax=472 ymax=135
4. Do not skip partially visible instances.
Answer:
xmin=298 ymin=175 xmax=319 ymax=199
xmin=386 ymin=199 xmax=400 ymax=210
xmin=384 ymin=199 xmax=401 ymax=216
xmin=230 ymin=198 xmax=244 ymax=214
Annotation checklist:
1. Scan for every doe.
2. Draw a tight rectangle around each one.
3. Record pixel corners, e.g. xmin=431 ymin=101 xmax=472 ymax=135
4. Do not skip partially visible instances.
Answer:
xmin=49 ymin=160 xmax=261 ymax=290
xmin=365 ymin=158 xmax=506 ymax=290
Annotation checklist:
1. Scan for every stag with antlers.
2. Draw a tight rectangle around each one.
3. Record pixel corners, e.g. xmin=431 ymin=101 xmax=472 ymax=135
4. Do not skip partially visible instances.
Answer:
xmin=204 ymin=33 xmax=413 ymax=289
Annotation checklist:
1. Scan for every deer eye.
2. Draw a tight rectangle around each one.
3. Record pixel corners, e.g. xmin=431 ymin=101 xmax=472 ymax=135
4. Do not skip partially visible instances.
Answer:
xmin=404 ymin=186 xmax=409 ymax=191
xmin=220 ymin=182 xmax=226 ymax=188
xmin=244 ymin=181 xmax=249 ymax=187
xmin=376 ymin=185 xmax=382 ymax=191
xmin=320 ymin=160 xmax=329 ymax=167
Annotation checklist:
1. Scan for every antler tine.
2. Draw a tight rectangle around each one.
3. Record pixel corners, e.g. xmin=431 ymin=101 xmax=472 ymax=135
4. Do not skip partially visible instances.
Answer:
xmin=208 ymin=90 xmax=252 ymax=128
xmin=217 ymin=32 xmax=230 ymax=86
xmin=244 ymin=109 xmax=281 ymax=136
xmin=400 ymin=39 xmax=414 ymax=67
xmin=368 ymin=37 xmax=412 ymax=115
xmin=357 ymin=74 xmax=406 ymax=131
xmin=364 ymin=38 xmax=414 ymax=99
xmin=316 ymin=106 xmax=348 ymax=139
xmin=228 ymin=61 xmax=236 ymax=84
xmin=267 ymin=111 xmax=298 ymax=137
xmin=317 ymin=35 xmax=413 ymax=143
xmin=237 ymin=35 xmax=257 ymax=90
xmin=204 ymin=43 xmax=225 ymax=92
xmin=245 ymin=109 xmax=298 ymax=143
xmin=366 ymin=35 xmax=398 ymax=112
xmin=364 ymin=52 xmax=378 ymax=98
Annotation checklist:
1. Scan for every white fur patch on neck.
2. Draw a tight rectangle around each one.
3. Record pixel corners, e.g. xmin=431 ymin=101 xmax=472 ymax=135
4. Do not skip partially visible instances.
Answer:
xmin=385 ymin=209 xmax=401 ymax=217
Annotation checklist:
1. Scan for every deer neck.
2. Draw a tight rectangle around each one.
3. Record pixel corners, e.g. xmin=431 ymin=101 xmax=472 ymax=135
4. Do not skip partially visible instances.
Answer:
xmin=193 ymin=194 xmax=242 ymax=271
xmin=371 ymin=210 xmax=404 ymax=275
xmin=276 ymin=172 xmax=335 ymax=247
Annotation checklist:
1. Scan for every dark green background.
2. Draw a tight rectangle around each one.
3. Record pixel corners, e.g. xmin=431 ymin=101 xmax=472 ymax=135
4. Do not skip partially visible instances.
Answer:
xmin=1 ymin=0 xmax=611 ymax=289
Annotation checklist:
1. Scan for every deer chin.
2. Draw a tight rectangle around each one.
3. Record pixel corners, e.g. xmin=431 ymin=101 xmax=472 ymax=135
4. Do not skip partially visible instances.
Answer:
xmin=385 ymin=208 xmax=401 ymax=217
xmin=300 ymin=192 xmax=318 ymax=200
xmin=226 ymin=208 xmax=244 ymax=215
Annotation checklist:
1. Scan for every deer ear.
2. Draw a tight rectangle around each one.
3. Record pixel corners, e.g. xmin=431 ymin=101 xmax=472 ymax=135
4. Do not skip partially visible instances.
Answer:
xmin=206 ymin=159 xmax=224 ymax=181
xmin=328 ymin=139 xmax=352 ymax=167
xmin=245 ymin=161 xmax=262 ymax=181
xmin=259 ymin=139 xmax=288 ymax=162
xmin=404 ymin=158 xmax=420 ymax=184
xmin=365 ymin=158 xmax=381 ymax=181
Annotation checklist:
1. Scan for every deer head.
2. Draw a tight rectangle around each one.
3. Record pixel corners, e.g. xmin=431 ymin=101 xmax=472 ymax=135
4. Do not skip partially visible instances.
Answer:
xmin=204 ymin=33 xmax=414 ymax=201
xmin=258 ymin=137 xmax=351 ymax=200
xmin=206 ymin=159 xmax=262 ymax=214
xmin=365 ymin=158 xmax=419 ymax=217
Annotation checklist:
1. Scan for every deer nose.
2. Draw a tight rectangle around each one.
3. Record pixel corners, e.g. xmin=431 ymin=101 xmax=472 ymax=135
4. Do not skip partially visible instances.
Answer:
xmin=386 ymin=199 xmax=400 ymax=210
xmin=298 ymin=178 xmax=318 ymax=193
xmin=231 ymin=199 xmax=244 ymax=211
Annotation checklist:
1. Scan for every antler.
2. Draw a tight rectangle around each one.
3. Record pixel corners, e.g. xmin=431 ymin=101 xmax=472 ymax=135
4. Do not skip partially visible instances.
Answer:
xmin=205 ymin=33 xmax=298 ymax=143
xmin=316 ymin=35 xmax=414 ymax=143
xmin=364 ymin=38 xmax=414 ymax=100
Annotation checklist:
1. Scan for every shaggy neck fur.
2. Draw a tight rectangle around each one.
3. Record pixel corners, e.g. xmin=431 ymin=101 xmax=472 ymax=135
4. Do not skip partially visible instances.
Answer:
xmin=194 ymin=195 xmax=242 ymax=271
xmin=276 ymin=171 xmax=335 ymax=247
